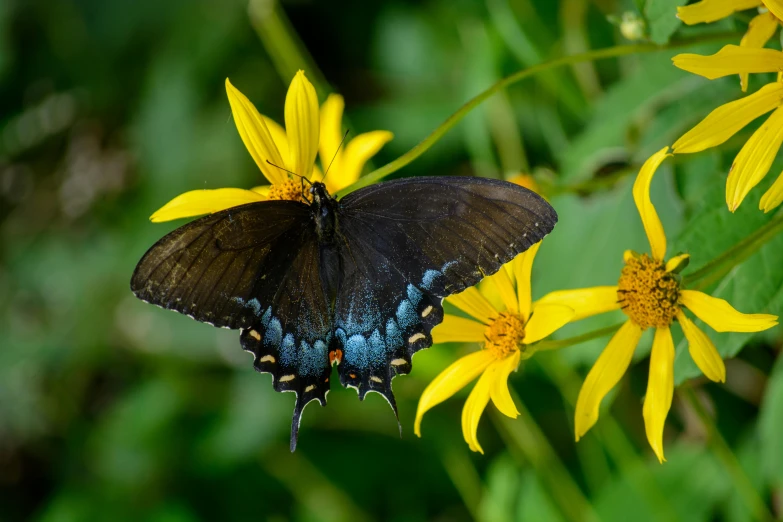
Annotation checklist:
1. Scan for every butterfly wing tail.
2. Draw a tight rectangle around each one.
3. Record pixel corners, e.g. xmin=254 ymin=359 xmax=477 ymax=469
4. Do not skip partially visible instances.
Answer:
xmin=240 ymin=327 xmax=330 ymax=452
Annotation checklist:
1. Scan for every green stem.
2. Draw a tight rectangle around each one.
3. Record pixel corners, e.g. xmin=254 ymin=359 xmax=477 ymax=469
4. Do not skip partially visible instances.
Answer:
xmin=439 ymin=447 xmax=485 ymax=520
xmin=683 ymin=213 xmax=783 ymax=288
xmin=492 ymin=394 xmax=600 ymax=522
xmin=248 ymin=0 xmax=329 ymax=97
xmin=261 ymin=445 xmax=372 ymax=521
xmin=548 ymin=165 xmax=638 ymax=196
xmin=539 ymin=355 xmax=683 ymax=521
xmin=533 ymin=323 xmax=623 ymax=352
xmin=681 ymin=387 xmax=775 ymax=522
xmin=337 ymin=31 xmax=740 ymax=197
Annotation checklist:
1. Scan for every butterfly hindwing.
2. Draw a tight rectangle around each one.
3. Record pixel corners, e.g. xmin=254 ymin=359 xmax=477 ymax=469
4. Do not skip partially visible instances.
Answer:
xmin=332 ymin=176 xmax=557 ymax=405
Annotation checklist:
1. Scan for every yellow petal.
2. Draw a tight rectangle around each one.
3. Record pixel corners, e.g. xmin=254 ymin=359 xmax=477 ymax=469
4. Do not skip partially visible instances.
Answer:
xmin=284 ymin=71 xmax=320 ymax=179
xmin=309 ymin=164 xmax=324 ymax=183
xmin=333 ymin=130 xmax=394 ymax=192
xmin=250 ymin=185 xmax=271 ymax=196
xmin=633 ymin=147 xmax=671 ymax=261
xmin=225 ymin=78 xmax=287 ymax=185
xmin=680 ymin=289 xmax=779 ymax=332
xmin=676 ymin=310 xmax=726 ymax=383
xmin=726 ymin=106 xmax=783 ymax=212
xmin=673 ymin=45 xmax=783 ymax=79
xmin=415 ymin=350 xmax=495 ymax=437
xmin=507 ymin=173 xmax=540 ymax=194
xmin=677 ymin=0 xmax=762 ymax=25
xmin=261 ymin=116 xmax=291 ymax=173
xmin=759 ymin=171 xmax=783 ymax=212
xmin=490 ymin=263 xmax=519 ymax=314
xmin=432 ymin=314 xmax=487 ymax=344
xmin=447 ymin=287 xmax=499 ymax=324
xmin=740 ymin=12 xmax=779 ymax=91
xmin=319 ymin=94 xmax=345 ymax=179
xmin=764 ymin=0 xmax=783 ymax=21
xmin=149 ymin=188 xmax=265 ymax=222
xmin=536 ymin=286 xmax=621 ymax=322
xmin=524 ymin=303 xmax=576 ymax=344
xmin=511 ymin=241 xmax=540 ymax=322
xmin=672 ymin=82 xmax=783 ymax=154
xmin=665 ymin=253 xmax=690 ymax=273
xmin=489 ymin=350 xmax=521 ymax=418
xmin=643 ymin=327 xmax=675 ymax=464
xmin=575 ymin=320 xmax=643 ymax=441
xmin=461 ymin=362 xmax=495 ymax=453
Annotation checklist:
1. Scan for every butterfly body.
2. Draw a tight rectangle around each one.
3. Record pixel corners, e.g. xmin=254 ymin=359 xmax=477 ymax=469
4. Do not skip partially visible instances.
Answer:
xmin=131 ymin=176 xmax=557 ymax=450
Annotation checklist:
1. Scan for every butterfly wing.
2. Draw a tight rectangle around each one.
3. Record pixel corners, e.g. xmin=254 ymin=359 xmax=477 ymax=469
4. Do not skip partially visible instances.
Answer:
xmin=333 ymin=176 xmax=557 ymax=408
xmin=131 ymin=201 xmax=334 ymax=448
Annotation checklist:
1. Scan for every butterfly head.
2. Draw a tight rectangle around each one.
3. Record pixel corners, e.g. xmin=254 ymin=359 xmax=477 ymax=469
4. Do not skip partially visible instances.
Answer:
xmin=310 ymin=182 xmax=338 ymax=242
xmin=309 ymin=182 xmax=333 ymax=205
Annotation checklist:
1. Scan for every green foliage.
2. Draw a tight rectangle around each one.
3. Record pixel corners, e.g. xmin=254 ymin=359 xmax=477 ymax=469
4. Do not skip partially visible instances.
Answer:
xmin=1 ymin=0 xmax=780 ymax=521
xmin=644 ymin=0 xmax=688 ymax=44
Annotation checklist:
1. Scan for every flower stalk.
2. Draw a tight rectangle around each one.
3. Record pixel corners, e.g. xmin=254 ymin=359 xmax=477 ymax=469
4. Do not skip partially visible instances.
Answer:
xmin=339 ymin=31 xmax=742 ymax=197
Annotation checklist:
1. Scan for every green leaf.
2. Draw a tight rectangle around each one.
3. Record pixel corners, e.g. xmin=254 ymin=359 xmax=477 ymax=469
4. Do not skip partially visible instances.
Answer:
xmin=644 ymin=0 xmax=688 ymax=44
xmin=759 ymin=356 xmax=783 ymax=491
xmin=594 ymin=444 xmax=730 ymax=522
xmin=559 ymin=50 xmax=689 ymax=181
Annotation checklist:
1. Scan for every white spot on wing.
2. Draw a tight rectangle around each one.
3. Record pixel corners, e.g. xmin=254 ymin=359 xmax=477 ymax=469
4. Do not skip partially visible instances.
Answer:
xmin=408 ymin=333 xmax=426 ymax=344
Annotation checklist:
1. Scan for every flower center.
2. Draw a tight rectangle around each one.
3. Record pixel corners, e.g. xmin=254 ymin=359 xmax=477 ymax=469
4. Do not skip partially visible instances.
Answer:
xmin=617 ymin=254 xmax=680 ymax=329
xmin=484 ymin=312 xmax=525 ymax=359
xmin=268 ymin=178 xmax=306 ymax=203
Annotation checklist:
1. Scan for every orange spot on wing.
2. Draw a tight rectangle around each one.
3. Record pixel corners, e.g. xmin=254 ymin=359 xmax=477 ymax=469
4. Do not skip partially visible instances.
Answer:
xmin=329 ymin=349 xmax=343 ymax=366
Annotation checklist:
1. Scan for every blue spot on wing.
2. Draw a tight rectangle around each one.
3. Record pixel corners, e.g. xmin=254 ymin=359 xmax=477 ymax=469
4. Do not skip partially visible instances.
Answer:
xmin=281 ymin=333 xmax=296 ymax=366
xmin=421 ymin=270 xmax=441 ymax=290
xmin=298 ymin=340 xmax=328 ymax=376
xmin=396 ymin=299 xmax=417 ymax=330
xmin=368 ymin=330 xmax=386 ymax=368
xmin=407 ymin=284 xmax=423 ymax=307
xmin=385 ymin=318 xmax=403 ymax=350
xmin=345 ymin=334 xmax=369 ymax=369
xmin=264 ymin=317 xmax=282 ymax=348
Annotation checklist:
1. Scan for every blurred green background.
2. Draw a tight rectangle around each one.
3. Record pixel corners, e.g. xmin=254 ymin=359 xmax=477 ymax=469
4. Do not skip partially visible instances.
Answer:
xmin=2 ymin=0 xmax=783 ymax=520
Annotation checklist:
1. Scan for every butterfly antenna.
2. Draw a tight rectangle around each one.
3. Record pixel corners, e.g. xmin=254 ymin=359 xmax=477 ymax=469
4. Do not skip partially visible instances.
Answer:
xmin=321 ymin=129 xmax=350 ymax=186
xmin=266 ymin=160 xmax=312 ymax=186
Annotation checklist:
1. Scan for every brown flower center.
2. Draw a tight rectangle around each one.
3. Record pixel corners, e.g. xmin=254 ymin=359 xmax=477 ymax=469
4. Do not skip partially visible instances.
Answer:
xmin=617 ymin=254 xmax=680 ymax=329
xmin=268 ymin=178 xmax=307 ymax=203
xmin=484 ymin=312 xmax=525 ymax=359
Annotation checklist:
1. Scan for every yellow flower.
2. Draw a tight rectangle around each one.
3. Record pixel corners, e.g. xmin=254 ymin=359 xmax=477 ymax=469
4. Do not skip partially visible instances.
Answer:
xmin=671 ymin=46 xmax=783 ymax=212
xmin=537 ymin=148 xmax=778 ymax=463
xmin=149 ymin=71 xmax=393 ymax=222
xmin=414 ymin=242 xmax=575 ymax=453
xmin=677 ymin=1 xmax=780 ymax=91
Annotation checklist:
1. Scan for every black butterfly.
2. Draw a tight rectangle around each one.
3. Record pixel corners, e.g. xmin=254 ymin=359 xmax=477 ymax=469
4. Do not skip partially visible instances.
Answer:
xmin=131 ymin=176 xmax=557 ymax=450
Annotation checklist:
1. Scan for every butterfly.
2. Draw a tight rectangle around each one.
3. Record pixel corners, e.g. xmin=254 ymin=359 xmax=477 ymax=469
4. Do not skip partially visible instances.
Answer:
xmin=131 ymin=176 xmax=557 ymax=450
